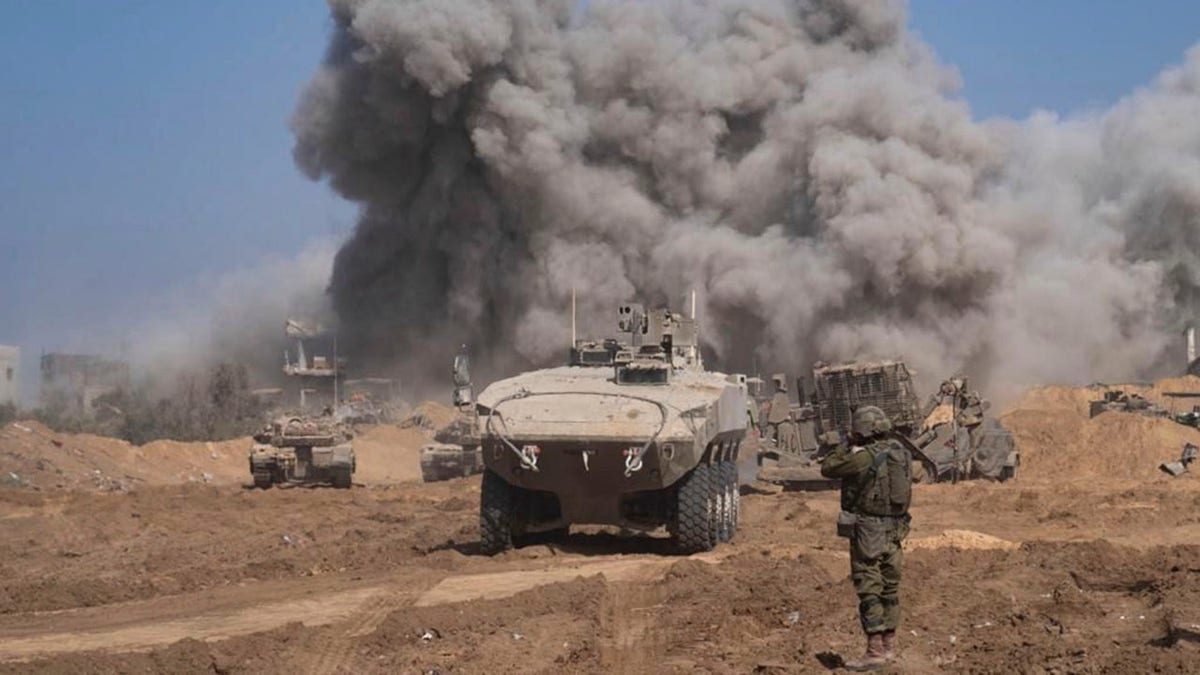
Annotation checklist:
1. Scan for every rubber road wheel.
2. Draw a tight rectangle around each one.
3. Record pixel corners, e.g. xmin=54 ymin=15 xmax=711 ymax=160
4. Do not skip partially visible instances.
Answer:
xmin=674 ymin=463 xmax=715 ymax=554
xmin=724 ymin=456 xmax=734 ymax=535
xmin=719 ymin=461 xmax=737 ymax=542
xmin=480 ymin=469 xmax=515 ymax=555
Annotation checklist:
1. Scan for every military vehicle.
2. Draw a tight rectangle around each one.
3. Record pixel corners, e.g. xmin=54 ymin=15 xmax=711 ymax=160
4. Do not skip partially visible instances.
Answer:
xmin=473 ymin=302 xmax=749 ymax=554
xmin=421 ymin=347 xmax=485 ymax=482
xmin=757 ymin=361 xmax=1017 ymax=486
xmin=910 ymin=374 xmax=1018 ymax=482
xmin=421 ymin=417 xmax=484 ymax=481
xmin=338 ymin=378 xmax=402 ymax=424
xmin=1088 ymin=389 xmax=1168 ymax=419
xmin=249 ymin=415 xmax=355 ymax=489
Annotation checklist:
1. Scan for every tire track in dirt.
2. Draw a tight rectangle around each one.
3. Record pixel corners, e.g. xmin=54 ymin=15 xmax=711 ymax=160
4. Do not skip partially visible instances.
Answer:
xmin=307 ymin=592 xmax=412 ymax=675
xmin=0 ymin=552 xmax=729 ymax=664
xmin=0 ymin=585 xmax=384 ymax=662
xmin=598 ymin=581 xmax=666 ymax=672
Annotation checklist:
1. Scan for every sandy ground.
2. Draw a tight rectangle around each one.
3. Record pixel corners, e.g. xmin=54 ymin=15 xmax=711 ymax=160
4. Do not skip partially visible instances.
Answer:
xmin=1 ymin=385 xmax=1199 ymax=673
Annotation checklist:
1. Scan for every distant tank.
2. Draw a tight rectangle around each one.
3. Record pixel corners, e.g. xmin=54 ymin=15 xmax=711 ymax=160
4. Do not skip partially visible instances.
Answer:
xmin=474 ymin=302 xmax=749 ymax=554
xmin=421 ymin=416 xmax=483 ymax=481
xmin=1087 ymin=389 xmax=1168 ymax=419
xmin=249 ymin=415 xmax=355 ymax=489
xmin=421 ymin=346 xmax=485 ymax=482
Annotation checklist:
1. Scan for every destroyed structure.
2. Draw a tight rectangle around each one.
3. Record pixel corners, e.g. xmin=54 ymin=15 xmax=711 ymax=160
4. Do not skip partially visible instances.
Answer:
xmin=474 ymin=300 xmax=748 ymax=554
xmin=282 ymin=319 xmax=343 ymax=412
xmin=39 ymin=353 xmax=130 ymax=419
xmin=0 ymin=345 xmax=18 ymax=408
xmin=1186 ymin=325 xmax=1200 ymax=377
xmin=340 ymin=378 xmax=402 ymax=424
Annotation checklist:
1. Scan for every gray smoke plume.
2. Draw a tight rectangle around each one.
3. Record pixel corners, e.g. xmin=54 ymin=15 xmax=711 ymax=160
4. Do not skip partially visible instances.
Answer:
xmin=292 ymin=0 xmax=1200 ymax=398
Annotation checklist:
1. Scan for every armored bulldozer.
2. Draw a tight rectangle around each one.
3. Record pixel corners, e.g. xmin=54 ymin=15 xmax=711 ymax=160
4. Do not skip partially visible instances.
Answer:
xmin=249 ymin=415 xmax=355 ymax=489
xmin=757 ymin=361 xmax=1017 ymax=487
xmin=474 ymin=303 xmax=749 ymax=555
xmin=910 ymin=375 xmax=1018 ymax=482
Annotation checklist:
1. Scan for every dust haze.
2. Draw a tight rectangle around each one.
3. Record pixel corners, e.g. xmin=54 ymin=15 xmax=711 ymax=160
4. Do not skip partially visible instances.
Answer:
xmin=288 ymin=0 xmax=1200 ymax=398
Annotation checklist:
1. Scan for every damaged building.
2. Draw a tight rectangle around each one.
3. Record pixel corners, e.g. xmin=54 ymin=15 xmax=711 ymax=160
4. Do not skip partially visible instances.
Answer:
xmin=0 ymin=345 xmax=18 ymax=407
xmin=40 ymin=353 xmax=131 ymax=419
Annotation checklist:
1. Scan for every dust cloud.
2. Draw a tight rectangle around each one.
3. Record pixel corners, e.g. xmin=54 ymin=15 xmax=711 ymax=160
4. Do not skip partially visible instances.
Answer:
xmin=290 ymin=0 xmax=1200 ymax=397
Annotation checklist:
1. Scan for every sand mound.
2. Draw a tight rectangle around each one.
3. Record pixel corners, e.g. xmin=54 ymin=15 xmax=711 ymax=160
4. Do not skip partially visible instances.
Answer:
xmin=906 ymin=529 xmax=1020 ymax=551
xmin=352 ymin=424 xmax=428 ymax=484
xmin=1001 ymin=377 xmax=1200 ymax=481
xmin=400 ymin=401 xmax=457 ymax=431
xmin=0 ymin=421 xmax=248 ymax=491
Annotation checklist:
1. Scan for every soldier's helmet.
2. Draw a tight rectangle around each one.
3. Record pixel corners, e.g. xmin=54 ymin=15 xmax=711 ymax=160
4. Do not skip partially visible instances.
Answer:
xmin=851 ymin=406 xmax=892 ymax=437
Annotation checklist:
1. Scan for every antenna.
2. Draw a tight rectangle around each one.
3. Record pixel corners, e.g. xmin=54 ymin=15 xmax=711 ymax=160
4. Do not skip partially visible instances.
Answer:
xmin=690 ymin=289 xmax=697 ymax=320
xmin=571 ymin=287 xmax=577 ymax=348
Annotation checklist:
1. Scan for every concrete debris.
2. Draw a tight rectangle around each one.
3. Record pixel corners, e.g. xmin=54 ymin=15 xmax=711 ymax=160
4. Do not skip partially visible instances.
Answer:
xmin=1159 ymin=443 xmax=1197 ymax=476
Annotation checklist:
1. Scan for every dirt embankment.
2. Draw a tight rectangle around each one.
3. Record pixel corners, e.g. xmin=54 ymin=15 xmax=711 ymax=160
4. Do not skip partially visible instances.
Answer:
xmin=0 ymin=421 xmax=249 ymax=491
xmin=1002 ymin=376 xmax=1200 ymax=481
xmin=0 ymin=401 xmax=457 ymax=491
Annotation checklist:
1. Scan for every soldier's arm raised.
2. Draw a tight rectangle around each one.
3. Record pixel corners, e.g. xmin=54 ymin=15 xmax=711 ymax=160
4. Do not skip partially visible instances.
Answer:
xmin=820 ymin=444 xmax=874 ymax=478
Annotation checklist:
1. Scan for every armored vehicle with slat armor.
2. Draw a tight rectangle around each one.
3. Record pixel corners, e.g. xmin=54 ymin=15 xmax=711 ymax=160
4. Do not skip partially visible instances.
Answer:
xmin=757 ymin=362 xmax=1017 ymax=487
xmin=473 ymin=303 xmax=749 ymax=554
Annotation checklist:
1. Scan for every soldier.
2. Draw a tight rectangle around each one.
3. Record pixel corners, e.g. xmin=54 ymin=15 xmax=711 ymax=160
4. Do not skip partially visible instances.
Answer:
xmin=820 ymin=406 xmax=913 ymax=671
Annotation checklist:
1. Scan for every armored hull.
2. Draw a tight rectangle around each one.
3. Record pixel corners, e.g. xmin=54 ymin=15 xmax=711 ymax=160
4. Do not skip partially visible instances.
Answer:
xmin=249 ymin=416 xmax=355 ymax=489
xmin=476 ymin=364 xmax=747 ymax=554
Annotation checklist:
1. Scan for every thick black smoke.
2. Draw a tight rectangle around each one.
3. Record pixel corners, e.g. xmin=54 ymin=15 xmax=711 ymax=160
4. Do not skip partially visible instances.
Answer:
xmin=292 ymin=0 xmax=1200 ymax=398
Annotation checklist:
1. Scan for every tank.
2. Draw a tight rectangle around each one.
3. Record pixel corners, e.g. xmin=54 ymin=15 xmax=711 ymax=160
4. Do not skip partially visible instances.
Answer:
xmin=474 ymin=303 xmax=749 ymax=554
xmin=422 ymin=347 xmax=485 ymax=482
xmin=421 ymin=416 xmax=483 ymax=482
xmin=249 ymin=415 xmax=355 ymax=489
xmin=1087 ymin=389 xmax=1168 ymax=419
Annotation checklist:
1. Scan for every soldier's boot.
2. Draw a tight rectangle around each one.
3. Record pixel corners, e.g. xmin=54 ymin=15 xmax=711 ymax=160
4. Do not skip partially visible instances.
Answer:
xmin=880 ymin=631 xmax=896 ymax=661
xmin=844 ymin=632 xmax=887 ymax=672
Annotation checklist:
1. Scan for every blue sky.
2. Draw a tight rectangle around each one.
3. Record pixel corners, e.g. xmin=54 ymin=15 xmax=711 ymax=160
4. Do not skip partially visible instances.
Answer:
xmin=1 ymin=1 xmax=1198 ymax=403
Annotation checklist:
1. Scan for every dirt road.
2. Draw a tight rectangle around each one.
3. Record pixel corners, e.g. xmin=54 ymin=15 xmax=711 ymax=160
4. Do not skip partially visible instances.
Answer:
xmin=1 ymin=382 xmax=1199 ymax=672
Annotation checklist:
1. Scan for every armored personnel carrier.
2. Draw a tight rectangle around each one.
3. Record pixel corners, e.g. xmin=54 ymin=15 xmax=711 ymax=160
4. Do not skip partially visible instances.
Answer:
xmin=249 ymin=415 xmax=355 ymax=489
xmin=474 ymin=303 xmax=749 ymax=554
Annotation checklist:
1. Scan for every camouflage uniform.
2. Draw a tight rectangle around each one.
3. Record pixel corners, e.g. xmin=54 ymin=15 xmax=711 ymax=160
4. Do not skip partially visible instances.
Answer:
xmin=820 ymin=407 xmax=913 ymax=669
